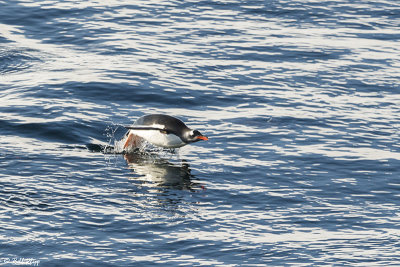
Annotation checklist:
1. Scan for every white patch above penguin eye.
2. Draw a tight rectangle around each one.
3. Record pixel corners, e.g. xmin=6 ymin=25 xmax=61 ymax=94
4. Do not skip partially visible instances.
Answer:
xmin=190 ymin=130 xmax=201 ymax=138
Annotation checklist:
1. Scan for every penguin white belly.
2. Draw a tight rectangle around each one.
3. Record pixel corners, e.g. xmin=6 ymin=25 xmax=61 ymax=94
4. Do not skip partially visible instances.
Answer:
xmin=131 ymin=129 xmax=186 ymax=148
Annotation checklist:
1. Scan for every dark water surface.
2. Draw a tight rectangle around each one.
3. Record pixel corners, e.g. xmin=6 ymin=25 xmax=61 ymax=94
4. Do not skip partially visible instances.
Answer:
xmin=1 ymin=0 xmax=400 ymax=266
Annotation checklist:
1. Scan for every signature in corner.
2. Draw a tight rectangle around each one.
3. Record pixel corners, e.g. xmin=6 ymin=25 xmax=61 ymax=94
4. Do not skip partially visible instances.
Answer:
xmin=1 ymin=258 xmax=40 ymax=266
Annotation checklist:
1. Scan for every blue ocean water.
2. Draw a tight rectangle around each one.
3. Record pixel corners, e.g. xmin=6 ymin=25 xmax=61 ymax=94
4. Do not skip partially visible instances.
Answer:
xmin=1 ymin=0 xmax=400 ymax=266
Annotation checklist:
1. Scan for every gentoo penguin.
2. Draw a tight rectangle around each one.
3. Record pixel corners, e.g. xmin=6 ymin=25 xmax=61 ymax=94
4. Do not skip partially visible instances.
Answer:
xmin=123 ymin=114 xmax=208 ymax=149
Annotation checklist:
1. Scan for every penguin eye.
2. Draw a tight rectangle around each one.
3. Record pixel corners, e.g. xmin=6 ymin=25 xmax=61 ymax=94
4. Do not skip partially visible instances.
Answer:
xmin=190 ymin=130 xmax=200 ymax=137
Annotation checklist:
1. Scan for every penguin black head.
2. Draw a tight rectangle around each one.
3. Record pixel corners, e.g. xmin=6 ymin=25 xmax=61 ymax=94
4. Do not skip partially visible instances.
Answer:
xmin=183 ymin=129 xmax=208 ymax=144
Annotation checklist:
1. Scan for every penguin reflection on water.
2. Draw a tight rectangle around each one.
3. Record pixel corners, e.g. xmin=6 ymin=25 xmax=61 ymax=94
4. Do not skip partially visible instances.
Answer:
xmin=122 ymin=114 xmax=208 ymax=152
xmin=124 ymin=153 xmax=196 ymax=190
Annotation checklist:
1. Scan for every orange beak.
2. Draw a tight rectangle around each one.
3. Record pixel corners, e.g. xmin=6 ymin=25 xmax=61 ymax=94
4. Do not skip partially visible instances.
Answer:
xmin=196 ymin=135 xmax=208 ymax=141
